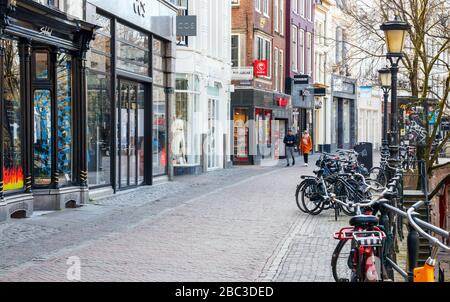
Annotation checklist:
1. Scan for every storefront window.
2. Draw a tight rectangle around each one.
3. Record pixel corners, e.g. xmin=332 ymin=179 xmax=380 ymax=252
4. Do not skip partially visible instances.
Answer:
xmin=255 ymin=108 xmax=272 ymax=158
xmin=35 ymin=52 xmax=49 ymax=80
xmin=56 ymin=53 xmax=72 ymax=185
xmin=153 ymin=38 xmax=168 ymax=176
xmin=117 ymin=22 xmax=149 ymax=76
xmin=331 ymin=98 xmax=338 ymax=145
xmin=174 ymin=74 xmax=201 ymax=166
xmin=343 ymin=100 xmax=350 ymax=145
xmin=233 ymin=108 xmax=249 ymax=161
xmin=3 ymin=40 xmax=24 ymax=191
xmin=87 ymin=14 xmax=112 ymax=186
xmin=33 ymin=89 xmax=52 ymax=185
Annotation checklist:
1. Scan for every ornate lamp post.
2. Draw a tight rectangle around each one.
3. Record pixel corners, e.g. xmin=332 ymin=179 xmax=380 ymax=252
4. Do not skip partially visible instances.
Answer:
xmin=380 ymin=16 xmax=411 ymax=166
xmin=378 ymin=67 xmax=391 ymax=160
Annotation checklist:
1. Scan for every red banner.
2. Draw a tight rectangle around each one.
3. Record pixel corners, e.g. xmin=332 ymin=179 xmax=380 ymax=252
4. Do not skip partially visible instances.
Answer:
xmin=254 ymin=60 xmax=268 ymax=77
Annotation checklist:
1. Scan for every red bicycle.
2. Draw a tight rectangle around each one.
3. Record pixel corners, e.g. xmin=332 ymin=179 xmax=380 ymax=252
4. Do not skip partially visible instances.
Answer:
xmin=330 ymin=195 xmax=388 ymax=282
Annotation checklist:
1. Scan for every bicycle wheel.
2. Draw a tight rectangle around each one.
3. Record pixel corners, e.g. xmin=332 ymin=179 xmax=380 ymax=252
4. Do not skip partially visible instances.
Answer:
xmin=295 ymin=179 xmax=311 ymax=213
xmin=369 ymin=167 xmax=387 ymax=187
xmin=301 ymin=180 xmax=325 ymax=215
xmin=331 ymin=239 xmax=353 ymax=282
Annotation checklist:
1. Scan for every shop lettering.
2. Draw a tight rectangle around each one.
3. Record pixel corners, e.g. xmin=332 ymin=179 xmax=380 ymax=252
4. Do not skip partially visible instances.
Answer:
xmin=40 ymin=26 xmax=53 ymax=37
xmin=133 ymin=0 xmax=146 ymax=18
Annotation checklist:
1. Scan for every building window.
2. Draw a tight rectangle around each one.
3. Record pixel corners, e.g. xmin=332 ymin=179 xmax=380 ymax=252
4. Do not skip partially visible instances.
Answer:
xmin=306 ymin=0 xmax=311 ymax=20
xmin=274 ymin=47 xmax=279 ymax=91
xmin=274 ymin=0 xmax=279 ymax=32
xmin=279 ymin=0 xmax=284 ymax=35
xmin=299 ymin=29 xmax=304 ymax=73
xmin=279 ymin=49 xmax=284 ymax=92
xmin=299 ymin=0 xmax=304 ymax=17
xmin=307 ymin=32 xmax=312 ymax=75
xmin=255 ymin=0 xmax=261 ymax=12
xmin=293 ymin=0 xmax=298 ymax=14
xmin=256 ymin=36 xmax=272 ymax=78
xmin=263 ymin=0 xmax=270 ymax=16
xmin=231 ymin=34 xmax=240 ymax=67
xmin=291 ymin=25 xmax=298 ymax=72
xmin=176 ymin=0 xmax=188 ymax=46
xmin=231 ymin=0 xmax=240 ymax=6
xmin=116 ymin=22 xmax=149 ymax=77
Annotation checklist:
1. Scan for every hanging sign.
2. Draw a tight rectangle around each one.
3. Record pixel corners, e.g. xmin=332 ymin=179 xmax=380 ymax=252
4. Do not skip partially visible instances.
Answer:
xmin=254 ymin=60 xmax=268 ymax=77
xmin=277 ymin=98 xmax=288 ymax=107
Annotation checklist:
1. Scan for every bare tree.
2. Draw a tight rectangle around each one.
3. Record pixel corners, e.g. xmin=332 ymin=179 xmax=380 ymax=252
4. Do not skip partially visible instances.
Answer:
xmin=338 ymin=0 xmax=450 ymax=173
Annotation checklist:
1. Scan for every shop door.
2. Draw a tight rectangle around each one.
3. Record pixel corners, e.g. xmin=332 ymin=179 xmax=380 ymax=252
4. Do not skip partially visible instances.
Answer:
xmin=118 ymin=80 xmax=145 ymax=188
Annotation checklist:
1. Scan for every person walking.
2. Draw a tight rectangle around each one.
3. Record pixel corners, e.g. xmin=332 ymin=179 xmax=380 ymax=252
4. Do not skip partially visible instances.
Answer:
xmin=300 ymin=130 xmax=313 ymax=166
xmin=283 ymin=129 xmax=297 ymax=167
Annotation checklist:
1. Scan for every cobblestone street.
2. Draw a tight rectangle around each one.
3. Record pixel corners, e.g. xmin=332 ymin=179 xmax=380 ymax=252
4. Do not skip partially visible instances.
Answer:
xmin=0 ymin=155 xmax=346 ymax=282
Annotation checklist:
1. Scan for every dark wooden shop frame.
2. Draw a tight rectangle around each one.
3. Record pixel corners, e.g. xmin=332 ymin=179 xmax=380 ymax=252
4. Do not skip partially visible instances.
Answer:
xmin=0 ymin=0 xmax=96 ymax=199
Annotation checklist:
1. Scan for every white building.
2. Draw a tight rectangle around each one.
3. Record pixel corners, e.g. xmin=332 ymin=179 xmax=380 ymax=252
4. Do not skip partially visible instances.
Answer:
xmin=357 ymin=86 xmax=382 ymax=150
xmin=174 ymin=0 xmax=232 ymax=175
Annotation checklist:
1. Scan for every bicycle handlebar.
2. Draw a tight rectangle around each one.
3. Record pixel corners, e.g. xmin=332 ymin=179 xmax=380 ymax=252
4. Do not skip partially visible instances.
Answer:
xmin=407 ymin=201 xmax=450 ymax=252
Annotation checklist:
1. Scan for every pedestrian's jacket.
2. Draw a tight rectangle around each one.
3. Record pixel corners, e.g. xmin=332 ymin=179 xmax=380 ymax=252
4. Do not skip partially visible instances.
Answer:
xmin=283 ymin=134 xmax=297 ymax=147
xmin=300 ymin=135 xmax=313 ymax=154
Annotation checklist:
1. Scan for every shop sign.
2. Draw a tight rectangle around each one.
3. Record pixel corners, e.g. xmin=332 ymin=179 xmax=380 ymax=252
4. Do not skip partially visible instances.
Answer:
xmin=294 ymin=74 xmax=309 ymax=85
xmin=88 ymin=0 xmax=176 ymax=38
xmin=277 ymin=98 xmax=288 ymax=107
xmin=39 ymin=26 xmax=53 ymax=37
xmin=254 ymin=60 xmax=268 ymax=77
xmin=333 ymin=77 xmax=355 ymax=94
xmin=232 ymin=67 xmax=254 ymax=80
xmin=133 ymin=0 xmax=146 ymax=18
xmin=313 ymin=88 xmax=326 ymax=96
xmin=176 ymin=15 xmax=197 ymax=36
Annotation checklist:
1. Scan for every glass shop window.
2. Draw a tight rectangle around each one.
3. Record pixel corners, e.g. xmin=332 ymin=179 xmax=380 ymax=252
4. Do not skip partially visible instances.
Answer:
xmin=3 ymin=40 xmax=24 ymax=192
xmin=35 ymin=52 xmax=49 ymax=80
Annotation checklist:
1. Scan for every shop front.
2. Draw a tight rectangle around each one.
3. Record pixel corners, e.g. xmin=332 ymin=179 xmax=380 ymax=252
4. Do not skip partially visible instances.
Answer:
xmin=0 ymin=0 xmax=96 ymax=221
xmin=85 ymin=0 xmax=176 ymax=195
xmin=330 ymin=75 xmax=357 ymax=150
xmin=231 ymin=89 xmax=290 ymax=165
xmin=291 ymin=76 xmax=315 ymax=148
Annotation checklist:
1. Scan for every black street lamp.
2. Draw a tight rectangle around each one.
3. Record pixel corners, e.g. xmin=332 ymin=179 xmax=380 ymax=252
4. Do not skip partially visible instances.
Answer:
xmin=378 ymin=67 xmax=391 ymax=159
xmin=380 ymin=16 xmax=411 ymax=166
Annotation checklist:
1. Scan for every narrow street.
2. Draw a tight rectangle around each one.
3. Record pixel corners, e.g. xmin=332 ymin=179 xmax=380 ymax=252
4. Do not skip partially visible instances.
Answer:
xmin=0 ymin=155 xmax=347 ymax=282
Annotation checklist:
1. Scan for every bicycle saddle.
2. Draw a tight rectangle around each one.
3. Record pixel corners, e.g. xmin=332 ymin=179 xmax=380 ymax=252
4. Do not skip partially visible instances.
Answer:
xmin=350 ymin=215 xmax=379 ymax=227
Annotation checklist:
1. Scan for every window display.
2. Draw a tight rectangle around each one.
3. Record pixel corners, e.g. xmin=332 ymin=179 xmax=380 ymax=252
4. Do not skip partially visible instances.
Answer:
xmin=255 ymin=108 xmax=272 ymax=159
xmin=3 ymin=40 xmax=23 ymax=191
xmin=153 ymin=38 xmax=168 ymax=176
xmin=174 ymin=73 xmax=200 ymax=166
xmin=233 ymin=108 xmax=248 ymax=161
xmin=56 ymin=53 xmax=73 ymax=185
xmin=33 ymin=89 xmax=52 ymax=185
xmin=343 ymin=100 xmax=350 ymax=145
xmin=87 ymin=14 xmax=112 ymax=186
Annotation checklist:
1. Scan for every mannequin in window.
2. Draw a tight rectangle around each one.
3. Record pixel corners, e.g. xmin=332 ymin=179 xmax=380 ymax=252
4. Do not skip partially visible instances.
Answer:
xmin=172 ymin=114 xmax=187 ymax=165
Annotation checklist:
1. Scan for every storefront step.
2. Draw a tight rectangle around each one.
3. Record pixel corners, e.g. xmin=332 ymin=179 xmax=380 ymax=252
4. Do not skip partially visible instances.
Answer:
xmin=32 ymin=187 xmax=88 ymax=211
xmin=0 ymin=194 xmax=34 ymax=223
xmin=88 ymin=187 xmax=115 ymax=202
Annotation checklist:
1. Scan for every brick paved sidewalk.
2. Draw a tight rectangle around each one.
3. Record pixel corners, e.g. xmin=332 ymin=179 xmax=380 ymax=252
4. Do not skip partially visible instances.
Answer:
xmin=1 ymin=155 xmax=326 ymax=282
